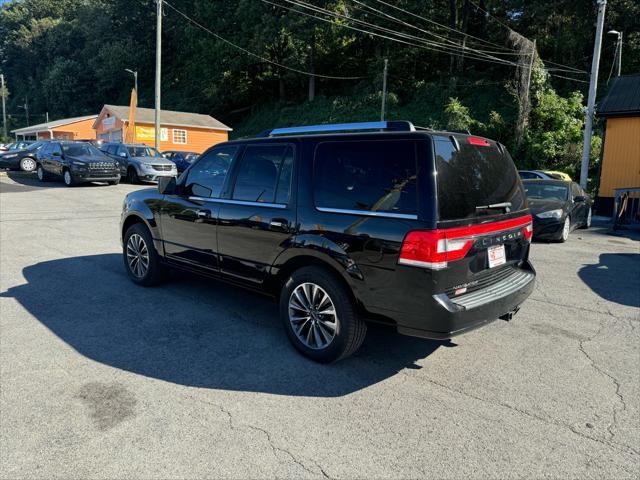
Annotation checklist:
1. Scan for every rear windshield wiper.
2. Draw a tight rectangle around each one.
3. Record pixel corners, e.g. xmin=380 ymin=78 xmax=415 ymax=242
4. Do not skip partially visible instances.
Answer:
xmin=475 ymin=202 xmax=512 ymax=212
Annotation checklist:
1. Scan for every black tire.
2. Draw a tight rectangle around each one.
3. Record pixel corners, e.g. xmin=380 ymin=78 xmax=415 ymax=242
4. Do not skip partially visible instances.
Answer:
xmin=19 ymin=156 xmax=37 ymax=172
xmin=62 ymin=168 xmax=76 ymax=187
xmin=107 ymin=178 xmax=120 ymax=186
xmin=123 ymin=223 xmax=167 ymax=286
xmin=36 ymin=165 xmax=49 ymax=182
xmin=127 ymin=167 xmax=139 ymax=184
xmin=279 ymin=266 xmax=367 ymax=363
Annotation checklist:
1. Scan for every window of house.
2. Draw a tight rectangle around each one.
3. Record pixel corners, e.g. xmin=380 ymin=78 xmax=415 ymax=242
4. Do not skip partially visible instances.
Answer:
xmin=173 ymin=129 xmax=187 ymax=144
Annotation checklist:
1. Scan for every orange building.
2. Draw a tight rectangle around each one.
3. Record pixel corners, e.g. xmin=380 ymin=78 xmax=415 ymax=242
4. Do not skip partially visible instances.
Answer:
xmin=93 ymin=104 xmax=231 ymax=154
xmin=595 ymin=73 xmax=640 ymax=216
xmin=11 ymin=115 xmax=98 ymax=141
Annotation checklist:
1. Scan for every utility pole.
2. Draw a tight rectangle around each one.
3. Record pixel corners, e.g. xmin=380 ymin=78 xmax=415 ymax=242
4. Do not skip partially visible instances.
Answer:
xmin=154 ymin=0 xmax=162 ymax=150
xmin=580 ymin=0 xmax=607 ymax=189
xmin=1 ymin=74 xmax=7 ymax=140
xmin=380 ymin=58 xmax=388 ymax=121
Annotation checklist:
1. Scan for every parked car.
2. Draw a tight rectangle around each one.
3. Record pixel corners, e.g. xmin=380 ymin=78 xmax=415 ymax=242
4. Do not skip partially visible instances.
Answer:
xmin=0 ymin=140 xmax=47 ymax=172
xmin=523 ymin=179 xmax=592 ymax=242
xmin=162 ymin=150 xmax=199 ymax=173
xmin=102 ymin=142 xmax=177 ymax=183
xmin=1 ymin=141 xmax=34 ymax=153
xmin=518 ymin=170 xmax=554 ymax=180
xmin=36 ymin=141 xmax=120 ymax=186
xmin=120 ymin=121 xmax=535 ymax=362
xmin=540 ymin=170 xmax=572 ymax=181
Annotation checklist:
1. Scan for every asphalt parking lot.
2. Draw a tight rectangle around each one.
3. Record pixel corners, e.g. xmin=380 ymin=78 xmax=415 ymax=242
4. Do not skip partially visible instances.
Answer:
xmin=1 ymin=172 xmax=638 ymax=479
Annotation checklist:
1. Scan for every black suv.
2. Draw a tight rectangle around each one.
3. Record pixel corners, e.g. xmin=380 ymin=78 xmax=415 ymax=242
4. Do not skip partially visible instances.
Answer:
xmin=120 ymin=121 xmax=535 ymax=362
xmin=36 ymin=141 xmax=120 ymax=186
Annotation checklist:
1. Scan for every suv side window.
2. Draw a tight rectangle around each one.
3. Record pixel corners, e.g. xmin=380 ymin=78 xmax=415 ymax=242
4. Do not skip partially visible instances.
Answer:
xmin=51 ymin=143 xmax=62 ymax=157
xmin=571 ymin=182 xmax=581 ymax=198
xmin=314 ymin=140 xmax=417 ymax=215
xmin=184 ymin=146 xmax=238 ymax=198
xmin=231 ymin=145 xmax=293 ymax=204
xmin=117 ymin=145 xmax=128 ymax=157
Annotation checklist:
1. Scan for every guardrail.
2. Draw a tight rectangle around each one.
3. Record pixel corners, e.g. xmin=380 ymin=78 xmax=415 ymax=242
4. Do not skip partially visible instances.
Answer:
xmin=613 ymin=187 xmax=640 ymax=228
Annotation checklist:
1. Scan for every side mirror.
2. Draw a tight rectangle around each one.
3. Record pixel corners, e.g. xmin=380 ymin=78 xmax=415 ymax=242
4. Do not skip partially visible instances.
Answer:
xmin=158 ymin=176 xmax=177 ymax=195
xmin=574 ymin=195 xmax=586 ymax=203
xmin=52 ymin=151 xmax=61 ymax=157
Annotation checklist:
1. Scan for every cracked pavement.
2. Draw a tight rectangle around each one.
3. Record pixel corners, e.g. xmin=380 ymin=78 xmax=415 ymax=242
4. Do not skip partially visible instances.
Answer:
xmin=1 ymin=174 xmax=639 ymax=479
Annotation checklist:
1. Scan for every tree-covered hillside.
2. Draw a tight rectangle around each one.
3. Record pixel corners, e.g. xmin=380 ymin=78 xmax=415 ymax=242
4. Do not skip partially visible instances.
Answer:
xmin=1 ymin=0 xmax=638 ymax=178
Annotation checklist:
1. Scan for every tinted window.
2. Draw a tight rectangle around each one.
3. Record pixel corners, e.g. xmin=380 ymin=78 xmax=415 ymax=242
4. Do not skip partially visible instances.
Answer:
xmin=51 ymin=143 xmax=62 ymax=156
xmin=314 ymin=140 xmax=417 ymax=215
xmin=127 ymin=146 xmax=159 ymax=157
xmin=232 ymin=145 xmax=293 ymax=204
xmin=184 ymin=146 xmax=238 ymax=198
xmin=434 ymin=137 xmax=525 ymax=220
xmin=519 ymin=171 xmax=540 ymax=180
xmin=62 ymin=144 xmax=103 ymax=157
xmin=524 ymin=183 xmax=569 ymax=201
xmin=39 ymin=143 xmax=51 ymax=155
xmin=116 ymin=145 xmax=128 ymax=157
xmin=570 ymin=183 xmax=581 ymax=198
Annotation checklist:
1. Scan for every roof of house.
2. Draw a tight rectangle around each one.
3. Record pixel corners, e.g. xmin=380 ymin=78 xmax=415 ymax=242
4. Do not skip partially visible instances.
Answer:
xmin=11 ymin=114 xmax=98 ymax=135
xmin=99 ymin=105 xmax=232 ymax=131
xmin=597 ymin=73 xmax=640 ymax=117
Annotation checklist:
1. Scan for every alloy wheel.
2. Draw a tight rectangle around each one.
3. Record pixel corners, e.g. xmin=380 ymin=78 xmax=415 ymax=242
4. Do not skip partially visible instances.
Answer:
xmin=288 ymin=283 xmax=338 ymax=350
xmin=126 ymin=233 xmax=149 ymax=278
xmin=21 ymin=158 xmax=36 ymax=172
xmin=37 ymin=166 xmax=44 ymax=181
xmin=63 ymin=170 xmax=72 ymax=186
xmin=586 ymin=208 xmax=592 ymax=228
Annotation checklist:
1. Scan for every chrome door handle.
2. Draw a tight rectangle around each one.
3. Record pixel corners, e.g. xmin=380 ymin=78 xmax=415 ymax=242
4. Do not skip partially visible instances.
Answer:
xmin=270 ymin=221 xmax=284 ymax=228
xmin=196 ymin=209 xmax=211 ymax=218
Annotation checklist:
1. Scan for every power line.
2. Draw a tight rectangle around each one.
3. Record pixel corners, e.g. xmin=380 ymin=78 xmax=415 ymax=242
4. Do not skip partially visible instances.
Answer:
xmin=282 ymin=0 xmax=518 ymax=62
xmin=260 ymin=0 xmax=520 ymax=68
xmin=371 ymin=0 xmax=514 ymax=52
xmin=162 ymin=0 xmax=367 ymax=80
xmin=348 ymin=0 xmax=524 ymax=56
xmin=467 ymin=0 xmax=588 ymax=74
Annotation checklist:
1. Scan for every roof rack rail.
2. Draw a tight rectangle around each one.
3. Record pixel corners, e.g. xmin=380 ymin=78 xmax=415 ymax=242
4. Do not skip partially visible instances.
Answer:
xmin=258 ymin=120 xmax=416 ymax=137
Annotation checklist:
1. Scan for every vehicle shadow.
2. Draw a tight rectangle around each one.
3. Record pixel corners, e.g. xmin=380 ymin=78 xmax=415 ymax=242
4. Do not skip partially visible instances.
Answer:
xmin=1 ymin=254 xmax=447 ymax=397
xmin=5 ymin=171 xmax=110 ymax=188
xmin=578 ymin=253 xmax=640 ymax=307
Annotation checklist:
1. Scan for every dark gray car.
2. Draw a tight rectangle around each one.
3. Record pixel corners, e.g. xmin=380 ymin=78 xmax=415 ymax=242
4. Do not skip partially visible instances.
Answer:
xmin=102 ymin=143 xmax=177 ymax=183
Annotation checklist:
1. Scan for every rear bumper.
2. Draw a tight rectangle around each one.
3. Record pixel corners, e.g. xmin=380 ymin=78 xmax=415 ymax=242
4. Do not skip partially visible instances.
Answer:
xmin=392 ymin=262 xmax=536 ymax=340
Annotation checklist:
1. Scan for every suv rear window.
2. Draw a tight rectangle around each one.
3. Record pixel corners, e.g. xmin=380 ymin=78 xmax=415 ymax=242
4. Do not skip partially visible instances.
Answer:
xmin=314 ymin=140 xmax=417 ymax=216
xmin=434 ymin=137 xmax=525 ymax=221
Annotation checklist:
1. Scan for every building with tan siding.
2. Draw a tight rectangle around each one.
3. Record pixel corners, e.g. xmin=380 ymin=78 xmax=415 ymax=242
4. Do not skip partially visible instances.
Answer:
xmin=93 ymin=105 xmax=231 ymax=154
xmin=11 ymin=115 xmax=98 ymax=141
xmin=595 ymin=73 xmax=640 ymax=216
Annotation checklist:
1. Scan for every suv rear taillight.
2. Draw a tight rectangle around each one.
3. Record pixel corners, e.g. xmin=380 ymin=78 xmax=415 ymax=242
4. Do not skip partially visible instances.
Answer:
xmin=399 ymin=215 xmax=533 ymax=270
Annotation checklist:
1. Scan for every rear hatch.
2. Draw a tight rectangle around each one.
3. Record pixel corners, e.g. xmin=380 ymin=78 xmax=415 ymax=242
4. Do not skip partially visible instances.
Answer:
xmin=400 ymin=134 xmax=532 ymax=298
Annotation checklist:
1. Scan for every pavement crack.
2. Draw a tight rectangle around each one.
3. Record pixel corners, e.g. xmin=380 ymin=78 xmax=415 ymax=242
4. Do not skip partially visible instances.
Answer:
xmin=577 ymin=321 xmax=628 ymax=444
xmin=402 ymin=371 xmax=639 ymax=457
xmin=189 ymin=395 xmax=323 ymax=477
